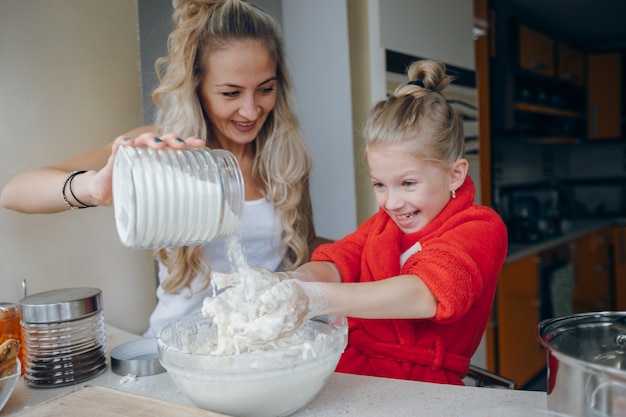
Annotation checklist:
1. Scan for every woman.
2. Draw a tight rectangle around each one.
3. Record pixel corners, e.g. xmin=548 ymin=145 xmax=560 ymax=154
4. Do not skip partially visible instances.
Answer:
xmin=0 ymin=0 xmax=318 ymax=337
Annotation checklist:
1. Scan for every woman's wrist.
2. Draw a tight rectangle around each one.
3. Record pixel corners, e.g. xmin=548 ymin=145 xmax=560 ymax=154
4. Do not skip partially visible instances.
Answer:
xmin=61 ymin=170 xmax=99 ymax=209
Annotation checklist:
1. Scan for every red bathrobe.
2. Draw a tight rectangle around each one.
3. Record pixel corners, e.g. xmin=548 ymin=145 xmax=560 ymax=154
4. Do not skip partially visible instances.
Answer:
xmin=311 ymin=176 xmax=508 ymax=385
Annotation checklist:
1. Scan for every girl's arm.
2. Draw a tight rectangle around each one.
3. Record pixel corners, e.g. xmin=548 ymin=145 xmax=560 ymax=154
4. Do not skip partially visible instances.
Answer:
xmin=287 ymin=262 xmax=438 ymax=319
xmin=314 ymin=274 xmax=437 ymax=319
xmin=236 ymin=269 xmax=437 ymax=341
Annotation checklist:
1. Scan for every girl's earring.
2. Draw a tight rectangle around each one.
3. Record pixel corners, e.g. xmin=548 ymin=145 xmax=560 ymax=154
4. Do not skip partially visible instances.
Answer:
xmin=451 ymin=189 xmax=456 ymax=199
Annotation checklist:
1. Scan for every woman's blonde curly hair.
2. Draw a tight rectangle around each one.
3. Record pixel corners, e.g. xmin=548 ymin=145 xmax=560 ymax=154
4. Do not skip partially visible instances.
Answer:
xmin=152 ymin=0 xmax=314 ymax=295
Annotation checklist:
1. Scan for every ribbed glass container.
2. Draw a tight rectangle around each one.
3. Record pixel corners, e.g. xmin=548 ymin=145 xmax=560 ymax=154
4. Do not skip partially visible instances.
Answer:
xmin=19 ymin=288 xmax=106 ymax=387
xmin=113 ymin=146 xmax=244 ymax=249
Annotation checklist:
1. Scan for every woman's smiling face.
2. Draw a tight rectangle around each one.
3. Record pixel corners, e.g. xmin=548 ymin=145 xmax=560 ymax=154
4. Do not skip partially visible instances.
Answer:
xmin=198 ymin=40 xmax=277 ymax=151
xmin=367 ymin=143 xmax=455 ymax=234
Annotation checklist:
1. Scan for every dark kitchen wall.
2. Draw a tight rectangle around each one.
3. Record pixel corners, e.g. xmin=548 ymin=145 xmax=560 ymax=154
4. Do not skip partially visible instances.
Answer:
xmin=568 ymin=143 xmax=626 ymax=216
xmin=489 ymin=0 xmax=626 ymax=221
xmin=493 ymin=139 xmax=626 ymax=220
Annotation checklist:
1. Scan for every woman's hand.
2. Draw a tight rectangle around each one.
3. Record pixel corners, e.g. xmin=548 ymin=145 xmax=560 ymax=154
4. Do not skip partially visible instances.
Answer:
xmin=91 ymin=132 xmax=205 ymax=207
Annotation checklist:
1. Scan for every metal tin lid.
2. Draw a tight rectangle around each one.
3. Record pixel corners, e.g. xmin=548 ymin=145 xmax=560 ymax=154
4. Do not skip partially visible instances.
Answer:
xmin=0 ymin=302 xmax=19 ymax=319
xmin=110 ymin=338 xmax=165 ymax=376
xmin=19 ymin=287 xmax=102 ymax=323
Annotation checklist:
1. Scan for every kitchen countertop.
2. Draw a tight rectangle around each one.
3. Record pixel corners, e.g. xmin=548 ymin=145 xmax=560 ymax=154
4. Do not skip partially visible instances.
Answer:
xmin=0 ymin=324 xmax=549 ymax=417
xmin=506 ymin=218 xmax=623 ymax=264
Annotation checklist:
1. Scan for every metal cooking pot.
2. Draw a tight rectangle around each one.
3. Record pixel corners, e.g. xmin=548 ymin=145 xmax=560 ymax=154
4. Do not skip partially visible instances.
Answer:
xmin=537 ymin=311 xmax=626 ymax=417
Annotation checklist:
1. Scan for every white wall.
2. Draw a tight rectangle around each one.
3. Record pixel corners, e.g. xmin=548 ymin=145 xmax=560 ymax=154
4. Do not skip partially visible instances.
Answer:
xmin=379 ymin=0 xmax=475 ymax=70
xmin=0 ymin=0 xmax=156 ymax=335
xmin=281 ymin=0 xmax=358 ymax=239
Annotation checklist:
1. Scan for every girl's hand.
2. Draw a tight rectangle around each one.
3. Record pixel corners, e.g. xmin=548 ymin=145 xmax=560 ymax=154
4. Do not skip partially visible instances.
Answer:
xmin=92 ymin=133 xmax=205 ymax=207
xmin=232 ymin=280 xmax=327 ymax=341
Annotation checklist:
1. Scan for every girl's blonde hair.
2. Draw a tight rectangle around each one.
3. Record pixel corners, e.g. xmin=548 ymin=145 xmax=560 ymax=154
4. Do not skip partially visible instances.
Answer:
xmin=152 ymin=0 xmax=314 ymax=294
xmin=363 ymin=60 xmax=464 ymax=168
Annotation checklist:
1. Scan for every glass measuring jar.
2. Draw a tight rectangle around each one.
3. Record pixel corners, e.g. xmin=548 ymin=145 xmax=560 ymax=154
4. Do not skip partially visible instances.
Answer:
xmin=112 ymin=146 xmax=244 ymax=249
xmin=19 ymin=288 xmax=107 ymax=387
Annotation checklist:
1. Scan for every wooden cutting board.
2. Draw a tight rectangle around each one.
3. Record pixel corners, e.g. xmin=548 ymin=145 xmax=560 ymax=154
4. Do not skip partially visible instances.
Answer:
xmin=12 ymin=385 xmax=231 ymax=417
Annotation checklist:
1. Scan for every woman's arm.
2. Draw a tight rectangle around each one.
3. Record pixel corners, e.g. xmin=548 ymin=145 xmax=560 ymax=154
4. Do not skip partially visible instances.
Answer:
xmin=0 ymin=126 xmax=205 ymax=214
xmin=0 ymin=143 xmax=113 ymax=214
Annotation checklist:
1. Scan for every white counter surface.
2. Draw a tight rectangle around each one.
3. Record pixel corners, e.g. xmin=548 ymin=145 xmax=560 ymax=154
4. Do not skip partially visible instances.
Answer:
xmin=1 ymin=325 xmax=548 ymax=417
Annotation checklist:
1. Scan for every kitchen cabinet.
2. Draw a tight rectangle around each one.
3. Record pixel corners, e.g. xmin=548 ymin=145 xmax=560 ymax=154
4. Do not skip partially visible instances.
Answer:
xmin=613 ymin=226 xmax=626 ymax=310
xmin=557 ymin=42 xmax=584 ymax=86
xmin=495 ymin=255 xmax=545 ymax=387
xmin=587 ymin=52 xmax=622 ymax=140
xmin=518 ymin=25 xmax=554 ymax=77
xmin=500 ymin=23 xmax=586 ymax=143
xmin=570 ymin=229 xmax=614 ymax=312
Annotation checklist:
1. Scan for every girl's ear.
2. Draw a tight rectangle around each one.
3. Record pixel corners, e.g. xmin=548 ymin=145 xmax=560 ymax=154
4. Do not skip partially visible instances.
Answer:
xmin=450 ymin=158 xmax=469 ymax=191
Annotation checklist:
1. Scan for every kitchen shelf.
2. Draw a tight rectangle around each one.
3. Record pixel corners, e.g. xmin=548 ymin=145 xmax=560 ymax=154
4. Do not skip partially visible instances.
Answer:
xmin=514 ymin=102 xmax=582 ymax=118
xmin=526 ymin=136 xmax=581 ymax=144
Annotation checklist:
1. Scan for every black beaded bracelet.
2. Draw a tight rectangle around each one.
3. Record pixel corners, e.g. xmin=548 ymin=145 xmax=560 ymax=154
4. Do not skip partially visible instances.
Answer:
xmin=62 ymin=170 xmax=96 ymax=209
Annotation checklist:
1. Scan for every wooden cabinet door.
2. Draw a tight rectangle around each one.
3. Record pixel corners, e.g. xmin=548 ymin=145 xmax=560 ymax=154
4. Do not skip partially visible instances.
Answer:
xmin=519 ymin=25 xmax=554 ymax=76
xmin=571 ymin=230 xmax=613 ymax=312
xmin=557 ymin=42 xmax=584 ymax=86
xmin=587 ymin=53 xmax=622 ymax=139
xmin=614 ymin=226 xmax=626 ymax=311
xmin=496 ymin=255 xmax=544 ymax=387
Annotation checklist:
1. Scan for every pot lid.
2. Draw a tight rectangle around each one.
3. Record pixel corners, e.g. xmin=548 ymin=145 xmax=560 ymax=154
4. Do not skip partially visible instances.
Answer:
xmin=538 ymin=311 xmax=626 ymax=372
xmin=110 ymin=338 xmax=166 ymax=376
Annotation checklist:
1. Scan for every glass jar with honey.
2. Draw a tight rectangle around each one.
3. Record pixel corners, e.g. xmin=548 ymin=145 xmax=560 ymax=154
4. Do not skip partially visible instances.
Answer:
xmin=0 ymin=302 xmax=23 ymax=373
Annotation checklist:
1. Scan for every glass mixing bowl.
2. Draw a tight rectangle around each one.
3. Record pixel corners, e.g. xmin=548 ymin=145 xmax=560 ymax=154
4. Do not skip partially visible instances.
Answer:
xmin=157 ymin=312 xmax=347 ymax=417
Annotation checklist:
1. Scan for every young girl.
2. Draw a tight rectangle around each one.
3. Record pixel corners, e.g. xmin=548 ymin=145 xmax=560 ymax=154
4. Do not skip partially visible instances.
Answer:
xmin=234 ymin=59 xmax=508 ymax=385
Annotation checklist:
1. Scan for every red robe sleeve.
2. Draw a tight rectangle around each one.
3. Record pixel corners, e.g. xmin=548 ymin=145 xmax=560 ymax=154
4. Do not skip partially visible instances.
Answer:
xmin=402 ymin=206 xmax=508 ymax=322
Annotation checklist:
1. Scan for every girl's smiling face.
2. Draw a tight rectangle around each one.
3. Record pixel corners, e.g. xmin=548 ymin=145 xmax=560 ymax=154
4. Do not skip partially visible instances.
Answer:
xmin=198 ymin=40 xmax=277 ymax=151
xmin=367 ymin=143 xmax=467 ymax=234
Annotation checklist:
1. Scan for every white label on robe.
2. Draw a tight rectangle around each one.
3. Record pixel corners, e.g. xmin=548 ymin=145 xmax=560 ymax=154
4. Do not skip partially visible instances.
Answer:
xmin=400 ymin=241 xmax=422 ymax=268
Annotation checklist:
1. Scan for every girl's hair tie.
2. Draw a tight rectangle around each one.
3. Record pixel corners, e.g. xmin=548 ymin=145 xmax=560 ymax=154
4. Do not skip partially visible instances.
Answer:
xmin=407 ymin=79 xmax=436 ymax=92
